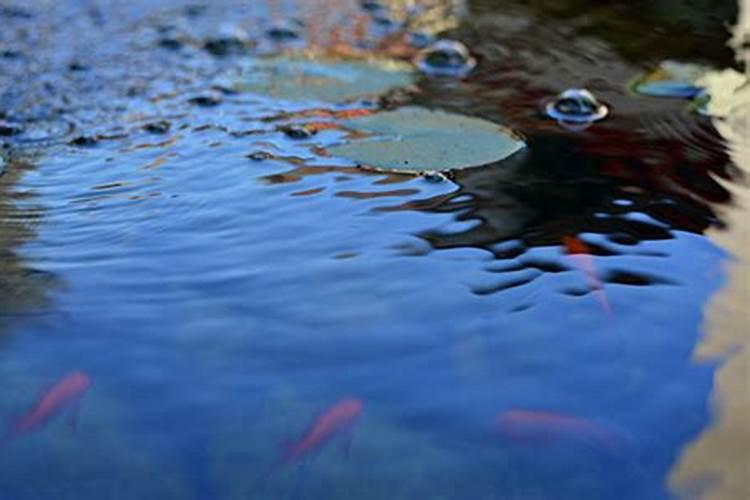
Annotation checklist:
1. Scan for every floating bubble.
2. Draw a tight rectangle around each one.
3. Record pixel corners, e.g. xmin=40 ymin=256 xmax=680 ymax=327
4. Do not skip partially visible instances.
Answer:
xmin=545 ymin=88 xmax=608 ymax=126
xmin=414 ymin=40 xmax=477 ymax=77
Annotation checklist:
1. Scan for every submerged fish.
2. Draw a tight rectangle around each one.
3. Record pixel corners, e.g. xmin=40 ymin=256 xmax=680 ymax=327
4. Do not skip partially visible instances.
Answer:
xmin=282 ymin=398 xmax=363 ymax=464
xmin=496 ymin=410 xmax=632 ymax=454
xmin=563 ymin=235 xmax=612 ymax=316
xmin=5 ymin=371 xmax=91 ymax=441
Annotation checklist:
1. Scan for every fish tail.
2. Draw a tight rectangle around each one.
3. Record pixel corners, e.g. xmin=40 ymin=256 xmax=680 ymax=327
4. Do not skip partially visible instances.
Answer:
xmin=593 ymin=288 xmax=613 ymax=317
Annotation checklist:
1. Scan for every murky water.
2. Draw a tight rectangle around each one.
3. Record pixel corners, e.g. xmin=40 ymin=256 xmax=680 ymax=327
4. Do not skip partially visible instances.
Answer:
xmin=0 ymin=1 xmax=746 ymax=499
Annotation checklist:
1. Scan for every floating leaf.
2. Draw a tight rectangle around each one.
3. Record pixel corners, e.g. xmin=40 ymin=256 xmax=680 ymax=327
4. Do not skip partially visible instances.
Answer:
xmin=327 ymin=106 xmax=526 ymax=173
xmin=234 ymin=57 xmax=414 ymax=103
xmin=630 ymin=61 xmax=709 ymax=98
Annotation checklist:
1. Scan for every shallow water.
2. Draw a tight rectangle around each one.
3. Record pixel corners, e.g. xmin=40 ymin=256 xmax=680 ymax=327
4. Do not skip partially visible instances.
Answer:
xmin=0 ymin=1 xmax=746 ymax=499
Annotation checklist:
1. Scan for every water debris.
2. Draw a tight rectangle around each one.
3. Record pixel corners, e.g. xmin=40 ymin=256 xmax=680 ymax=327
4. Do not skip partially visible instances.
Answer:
xmin=3 ymin=372 xmax=91 ymax=443
xmin=327 ymin=106 xmax=525 ymax=174
xmin=414 ymin=40 xmax=477 ymax=77
xmin=234 ymin=57 xmax=414 ymax=103
xmin=630 ymin=61 xmax=708 ymax=99
xmin=280 ymin=398 xmax=363 ymax=465
xmin=142 ymin=120 xmax=171 ymax=134
xmin=545 ymin=88 xmax=609 ymax=127
xmin=0 ymin=120 xmax=23 ymax=136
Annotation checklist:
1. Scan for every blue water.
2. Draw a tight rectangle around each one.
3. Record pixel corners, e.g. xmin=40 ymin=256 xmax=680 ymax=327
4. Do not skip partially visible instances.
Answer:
xmin=0 ymin=1 xmax=741 ymax=499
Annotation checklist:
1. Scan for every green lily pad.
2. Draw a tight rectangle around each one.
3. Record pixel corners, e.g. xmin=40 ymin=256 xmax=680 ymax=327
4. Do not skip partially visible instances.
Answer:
xmin=327 ymin=106 xmax=526 ymax=173
xmin=630 ymin=61 xmax=708 ymax=98
xmin=234 ymin=57 xmax=414 ymax=103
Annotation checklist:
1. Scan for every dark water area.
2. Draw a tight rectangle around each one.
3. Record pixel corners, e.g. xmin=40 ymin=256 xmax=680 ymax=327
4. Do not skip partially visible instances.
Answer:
xmin=0 ymin=1 xmax=745 ymax=499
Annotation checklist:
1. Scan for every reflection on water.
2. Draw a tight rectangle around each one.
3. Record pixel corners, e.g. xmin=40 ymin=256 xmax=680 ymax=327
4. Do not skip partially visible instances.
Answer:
xmin=0 ymin=155 xmax=58 ymax=320
xmin=0 ymin=0 xmax=745 ymax=499
xmin=670 ymin=2 xmax=750 ymax=499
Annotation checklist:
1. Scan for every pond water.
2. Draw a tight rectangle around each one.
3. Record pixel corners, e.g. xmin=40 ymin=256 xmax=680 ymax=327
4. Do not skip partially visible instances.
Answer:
xmin=0 ymin=1 xmax=746 ymax=499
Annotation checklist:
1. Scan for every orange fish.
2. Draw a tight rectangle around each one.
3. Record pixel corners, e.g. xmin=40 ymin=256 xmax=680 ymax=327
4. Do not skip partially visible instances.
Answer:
xmin=282 ymin=398 xmax=363 ymax=464
xmin=562 ymin=235 xmax=612 ymax=316
xmin=5 ymin=371 xmax=91 ymax=441
xmin=496 ymin=410 xmax=632 ymax=453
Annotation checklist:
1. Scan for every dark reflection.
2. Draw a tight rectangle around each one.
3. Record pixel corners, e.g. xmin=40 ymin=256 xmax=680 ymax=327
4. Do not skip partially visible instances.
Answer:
xmin=469 ymin=0 xmax=738 ymax=66
xmin=0 ymin=154 xmax=58 ymax=322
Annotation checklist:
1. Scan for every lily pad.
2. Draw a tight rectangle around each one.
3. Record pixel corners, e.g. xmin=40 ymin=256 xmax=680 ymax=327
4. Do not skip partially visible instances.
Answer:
xmin=234 ymin=57 xmax=414 ymax=103
xmin=327 ymin=106 xmax=526 ymax=173
xmin=630 ymin=61 xmax=708 ymax=98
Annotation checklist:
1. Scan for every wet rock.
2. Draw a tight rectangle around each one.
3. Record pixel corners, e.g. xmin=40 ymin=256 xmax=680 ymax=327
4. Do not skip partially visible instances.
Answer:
xmin=69 ymin=135 xmax=98 ymax=147
xmin=188 ymin=91 xmax=223 ymax=107
xmin=204 ymin=25 xmax=253 ymax=56
xmin=421 ymin=170 xmax=449 ymax=182
xmin=266 ymin=22 xmax=302 ymax=42
xmin=246 ymin=151 xmax=273 ymax=161
xmin=279 ymin=124 xmax=316 ymax=140
xmin=183 ymin=4 xmax=207 ymax=18
xmin=1 ymin=49 xmax=22 ymax=59
xmin=0 ymin=6 xmax=33 ymax=20
xmin=407 ymin=32 xmax=433 ymax=49
xmin=158 ymin=37 xmax=185 ymax=50
xmin=0 ymin=120 xmax=23 ymax=136
xmin=545 ymin=88 xmax=609 ymax=125
xmin=414 ymin=40 xmax=477 ymax=77
xmin=360 ymin=1 xmax=384 ymax=13
xmin=156 ymin=26 xmax=191 ymax=51
xmin=68 ymin=61 xmax=89 ymax=72
xmin=143 ymin=121 xmax=171 ymax=134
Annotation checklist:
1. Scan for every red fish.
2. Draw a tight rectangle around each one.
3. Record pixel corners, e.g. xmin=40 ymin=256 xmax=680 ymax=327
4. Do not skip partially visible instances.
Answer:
xmin=5 ymin=371 xmax=91 ymax=441
xmin=496 ymin=410 xmax=631 ymax=453
xmin=562 ymin=235 xmax=612 ymax=316
xmin=282 ymin=398 xmax=363 ymax=464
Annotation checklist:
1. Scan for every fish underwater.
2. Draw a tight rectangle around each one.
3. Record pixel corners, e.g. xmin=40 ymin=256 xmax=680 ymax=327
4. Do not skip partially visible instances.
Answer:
xmin=496 ymin=409 xmax=635 ymax=455
xmin=563 ymin=235 xmax=612 ymax=316
xmin=281 ymin=398 xmax=363 ymax=465
xmin=4 ymin=371 xmax=91 ymax=443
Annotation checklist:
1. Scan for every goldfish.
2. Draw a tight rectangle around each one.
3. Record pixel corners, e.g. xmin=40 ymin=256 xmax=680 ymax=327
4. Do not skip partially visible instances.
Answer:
xmin=4 ymin=371 xmax=91 ymax=442
xmin=282 ymin=398 xmax=363 ymax=464
xmin=562 ymin=235 xmax=612 ymax=316
xmin=496 ymin=410 xmax=633 ymax=454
